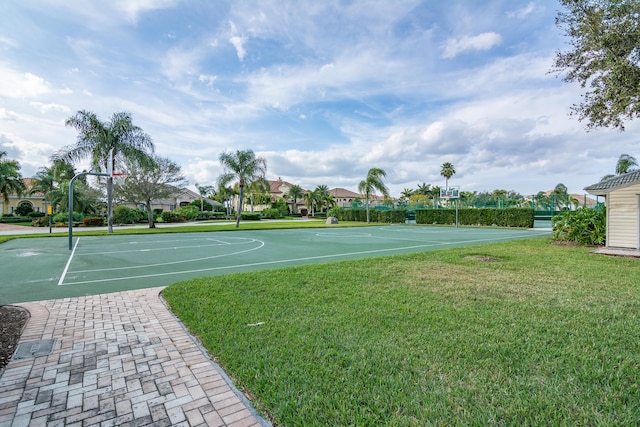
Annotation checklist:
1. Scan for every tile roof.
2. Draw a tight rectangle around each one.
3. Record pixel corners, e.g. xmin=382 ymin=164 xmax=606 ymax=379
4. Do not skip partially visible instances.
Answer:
xmin=329 ymin=187 xmax=361 ymax=198
xmin=584 ymin=170 xmax=640 ymax=195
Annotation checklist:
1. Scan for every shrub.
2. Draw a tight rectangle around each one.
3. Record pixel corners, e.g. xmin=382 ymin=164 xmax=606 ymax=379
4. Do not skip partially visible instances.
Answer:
xmin=196 ymin=211 xmax=226 ymax=220
xmin=261 ymin=208 xmax=281 ymax=219
xmin=32 ymin=217 xmax=49 ymax=227
xmin=240 ymin=213 xmax=261 ymax=221
xmin=271 ymin=198 xmax=289 ymax=215
xmin=416 ymin=208 xmax=534 ymax=228
xmin=28 ymin=211 xmax=46 ymax=218
xmin=0 ymin=216 xmax=31 ymax=223
xmin=113 ymin=205 xmax=137 ymax=224
xmin=189 ymin=199 xmax=214 ymax=212
xmin=552 ymin=207 xmax=606 ymax=245
xmin=83 ymin=216 xmax=105 ymax=227
xmin=329 ymin=207 xmax=407 ymax=223
xmin=153 ymin=208 xmax=163 ymax=216
xmin=14 ymin=204 xmax=34 ymax=216
xmin=132 ymin=209 xmax=148 ymax=223
xmin=174 ymin=205 xmax=199 ymax=221
xmin=162 ymin=211 xmax=185 ymax=223
xmin=53 ymin=211 xmax=84 ymax=224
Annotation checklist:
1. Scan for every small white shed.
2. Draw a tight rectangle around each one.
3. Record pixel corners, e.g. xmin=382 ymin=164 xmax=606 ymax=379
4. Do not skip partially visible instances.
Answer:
xmin=584 ymin=170 xmax=640 ymax=250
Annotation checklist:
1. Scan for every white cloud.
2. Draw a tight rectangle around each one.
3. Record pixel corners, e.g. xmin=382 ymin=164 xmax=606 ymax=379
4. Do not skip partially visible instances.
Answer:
xmin=0 ymin=36 xmax=18 ymax=49
xmin=228 ymin=21 xmax=248 ymax=62
xmin=442 ymin=32 xmax=502 ymax=59
xmin=508 ymin=2 xmax=537 ymax=19
xmin=0 ymin=69 xmax=51 ymax=98
xmin=82 ymin=89 xmax=93 ymax=96
xmin=29 ymin=102 xmax=70 ymax=114
xmin=0 ymin=108 xmax=18 ymax=121
xmin=198 ymin=74 xmax=217 ymax=87
xmin=161 ymin=47 xmax=203 ymax=83
xmin=112 ymin=0 xmax=177 ymax=23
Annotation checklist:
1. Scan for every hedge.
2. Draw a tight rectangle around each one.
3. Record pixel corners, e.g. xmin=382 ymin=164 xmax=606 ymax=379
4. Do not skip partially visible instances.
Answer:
xmin=416 ymin=208 xmax=534 ymax=228
xmin=329 ymin=207 xmax=407 ymax=223
xmin=240 ymin=213 xmax=261 ymax=221
xmin=83 ymin=216 xmax=105 ymax=227
xmin=0 ymin=216 xmax=32 ymax=223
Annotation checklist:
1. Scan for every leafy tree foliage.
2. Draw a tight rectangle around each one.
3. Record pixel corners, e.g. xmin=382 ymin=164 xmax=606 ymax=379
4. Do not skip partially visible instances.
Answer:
xmin=14 ymin=203 xmax=33 ymax=216
xmin=195 ymin=183 xmax=215 ymax=211
xmin=287 ymin=184 xmax=304 ymax=214
xmin=615 ymin=153 xmax=638 ymax=174
xmin=114 ymin=155 xmax=187 ymax=228
xmin=0 ymin=151 xmax=26 ymax=205
xmin=30 ymin=159 xmax=78 ymax=213
xmin=601 ymin=153 xmax=638 ymax=180
xmin=56 ymin=110 xmax=155 ymax=231
xmin=553 ymin=0 xmax=640 ymax=130
xmin=552 ymin=207 xmax=606 ymax=245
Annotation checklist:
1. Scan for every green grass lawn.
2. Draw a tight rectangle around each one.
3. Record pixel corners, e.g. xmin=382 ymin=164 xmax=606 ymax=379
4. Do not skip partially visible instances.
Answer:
xmin=163 ymin=238 xmax=640 ymax=426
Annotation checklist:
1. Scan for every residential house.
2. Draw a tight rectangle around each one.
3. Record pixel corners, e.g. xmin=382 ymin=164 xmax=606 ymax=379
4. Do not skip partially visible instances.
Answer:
xmin=584 ymin=171 xmax=640 ymax=250
xmin=0 ymin=178 xmax=47 ymax=216
xmin=330 ymin=187 xmax=387 ymax=208
xmin=119 ymin=186 xmax=217 ymax=212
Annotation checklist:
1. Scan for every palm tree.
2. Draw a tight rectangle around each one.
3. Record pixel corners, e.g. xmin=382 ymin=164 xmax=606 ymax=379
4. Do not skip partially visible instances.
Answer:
xmin=440 ymin=162 xmax=456 ymax=190
xmin=358 ymin=167 xmax=389 ymax=224
xmin=615 ymin=154 xmax=638 ymax=175
xmin=552 ymin=183 xmax=569 ymax=210
xmin=218 ymin=149 xmax=267 ymax=228
xmin=303 ymin=190 xmax=317 ymax=217
xmin=0 ymin=151 xmax=27 ymax=207
xmin=314 ymin=185 xmax=330 ymax=213
xmin=55 ymin=110 xmax=154 ymax=232
xmin=195 ymin=183 xmax=215 ymax=212
xmin=216 ymin=184 xmax=236 ymax=218
xmin=30 ymin=160 xmax=77 ymax=213
xmin=247 ymin=178 xmax=270 ymax=213
xmin=400 ymin=188 xmax=414 ymax=200
xmin=288 ymin=184 xmax=304 ymax=214
xmin=415 ymin=183 xmax=431 ymax=196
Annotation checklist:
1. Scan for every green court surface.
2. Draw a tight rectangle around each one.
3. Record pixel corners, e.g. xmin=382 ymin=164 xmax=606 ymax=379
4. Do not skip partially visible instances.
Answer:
xmin=0 ymin=226 xmax=549 ymax=304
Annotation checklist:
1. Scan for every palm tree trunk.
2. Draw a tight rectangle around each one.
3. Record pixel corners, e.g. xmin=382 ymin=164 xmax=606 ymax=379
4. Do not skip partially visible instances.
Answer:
xmin=236 ymin=185 xmax=244 ymax=228
xmin=366 ymin=200 xmax=370 ymax=224
xmin=107 ymin=177 xmax=114 ymax=233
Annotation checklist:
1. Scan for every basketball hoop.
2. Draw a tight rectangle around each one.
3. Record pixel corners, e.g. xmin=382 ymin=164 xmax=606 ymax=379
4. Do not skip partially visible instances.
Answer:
xmin=439 ymin=186 xmax=460 ymax=199
xmin=111 ymin=172 xmax=127 ymax=183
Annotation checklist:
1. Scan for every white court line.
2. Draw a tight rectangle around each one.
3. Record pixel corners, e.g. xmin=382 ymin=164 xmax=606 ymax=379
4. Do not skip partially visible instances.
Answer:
xmin=77 ymin=239 xmax=252 ymax=256
xmin=58 ymin=237 xmax=80 ymax=286
xmin=59 ymin=233 xmax=541 ymax=286
xmin=69 ymin=239 xmax=264 ymax=274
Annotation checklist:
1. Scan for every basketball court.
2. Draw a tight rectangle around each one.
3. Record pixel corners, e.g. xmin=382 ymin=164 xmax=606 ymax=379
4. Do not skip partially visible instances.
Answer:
xmin=0 ymin=226 xmax=549 ymax=304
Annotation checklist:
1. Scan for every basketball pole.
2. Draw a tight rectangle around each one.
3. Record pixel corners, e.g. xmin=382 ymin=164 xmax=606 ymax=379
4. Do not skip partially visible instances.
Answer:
xmin=107 ymin=149 xmax=114 ymax=234
xmin=67 ymin=149 xmax=114 ymax=250
xmin=68 ymin=170 xmax=109 ymax=250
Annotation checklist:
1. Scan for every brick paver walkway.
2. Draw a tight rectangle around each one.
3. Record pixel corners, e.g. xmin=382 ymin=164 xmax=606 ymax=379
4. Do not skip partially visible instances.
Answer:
xmin=0 ymin=287 xmax=269 ymax=427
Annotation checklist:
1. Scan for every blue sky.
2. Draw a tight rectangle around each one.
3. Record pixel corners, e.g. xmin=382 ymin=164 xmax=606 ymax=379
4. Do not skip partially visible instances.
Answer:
xmin=1 ymin=0 xmax=638 ymax=198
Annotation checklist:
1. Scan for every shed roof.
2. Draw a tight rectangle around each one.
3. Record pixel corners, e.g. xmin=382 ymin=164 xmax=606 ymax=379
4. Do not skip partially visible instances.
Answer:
xmin=584 ymin=170 xmax=640 ymax=195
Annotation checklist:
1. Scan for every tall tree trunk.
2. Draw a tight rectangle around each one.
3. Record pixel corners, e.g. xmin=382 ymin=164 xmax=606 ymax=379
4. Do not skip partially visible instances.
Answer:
xmin=107 ymin=176 xmax=113 ymax=233
xmin=366 ymin=199 xmax=371 ymax=224
xmin=146 ymin=200 xmax=155 ymax=228
xmin=236 ymin=185 xmax=244 ymax=228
